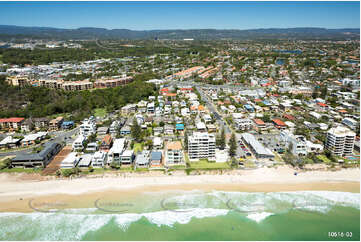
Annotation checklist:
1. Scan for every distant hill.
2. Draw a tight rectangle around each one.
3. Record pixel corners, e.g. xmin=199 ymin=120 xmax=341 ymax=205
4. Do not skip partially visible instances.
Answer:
xmin=0 ymin=25 xmax=359 ymax=40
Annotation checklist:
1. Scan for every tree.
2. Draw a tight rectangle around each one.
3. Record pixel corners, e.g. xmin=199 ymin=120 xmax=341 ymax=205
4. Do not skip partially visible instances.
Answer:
xmin=219 ymin=127 xmax=226 ymax=150
xmin=131 ymin=118 xmax=142 ymax=142
xmin=228 ymin=133 xmax=237 ymax=158
xmin=184 ymin=132 xmax=189 ymax=151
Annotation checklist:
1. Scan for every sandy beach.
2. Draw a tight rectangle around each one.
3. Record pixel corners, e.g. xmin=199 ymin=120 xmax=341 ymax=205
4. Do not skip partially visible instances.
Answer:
xmin=0 ymin=166 xmax=359 ymax=212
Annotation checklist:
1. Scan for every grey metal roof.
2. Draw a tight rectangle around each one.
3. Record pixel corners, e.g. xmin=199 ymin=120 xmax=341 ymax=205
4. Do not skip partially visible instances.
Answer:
xmin=151 ymin=151 xmax=162 ymax=160
xmin=12 ymin=142 xmax=60 ymax=161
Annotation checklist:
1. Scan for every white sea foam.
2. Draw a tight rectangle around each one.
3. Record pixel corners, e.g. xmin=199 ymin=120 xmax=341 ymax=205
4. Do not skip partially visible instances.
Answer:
xmin=0 ymin=191 xmax=359 ymax=240
xmin=246 ymin=212 xmax=274 ymax=223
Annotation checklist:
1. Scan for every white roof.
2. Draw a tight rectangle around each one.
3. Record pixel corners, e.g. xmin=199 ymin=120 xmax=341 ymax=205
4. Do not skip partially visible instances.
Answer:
xmin=78 ymin=154 xmax=92 ymax=166
xmin=109 ymin=138 xmax=126 ymax=155
xmin=241 ymin=133 xmax=274 ymax=157
xmin=196 ymin=122 xmax=206 ymax=130
xmin=122 ymin=150 xmax=134 ymax=157
xmin=0 ymin=136 xmax=20 ymax=145
xmin=22 ymin=133 xmax=42 ymax=142
xmin=92 ymin=151 xmax=106 ymax=160
xmin=73 ymin=135 xmax=86 ymax=144
xmin=153 ymin=137 xmax=163 ymax=146
xmin=61 ymin=152 xmax=78 ymax=168
xmin=327 ymin=126 xmax=355 ymax=137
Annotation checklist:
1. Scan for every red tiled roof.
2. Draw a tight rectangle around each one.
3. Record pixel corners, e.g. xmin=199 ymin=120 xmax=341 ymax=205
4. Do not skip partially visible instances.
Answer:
xmin=166 ymin=93 xmax=177 ymax=97
xmin=283 ymin=114 xmax=296 ymax=120
xmin=254 ymin=119 xmax=265 ymax=125
xmin=102 ymin=134 xmax=113 ymax=145
xmin=0 ymin=117 xmax=25 ymax=123
xmin=317 ymin=102 xmax=327 ymax=107
xmin=180 ymin=87 xmax=193 ymax=91
xmin=272 ymin=119 xmax=286 ymax=126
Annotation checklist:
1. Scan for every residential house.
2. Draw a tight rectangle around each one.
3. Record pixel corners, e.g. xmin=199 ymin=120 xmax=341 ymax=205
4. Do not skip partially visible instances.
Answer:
xmin=21 ymin=119 xmax=34 ymax=132
xmin=153 ymin=127 xmax=164 ymax=136
xmin=86 ymin=142 xmax=98 ymax=152
xmin=100 ymin=134 xmax=113 ymax=152
xmin=135 ymin=150 xmax=150 ymax=168
xmin=166 ymin=141 xmax=184 ymax=165
xmin=78 ymin=154 xmax=93 ymax=168
xmin=61 ymin=121 xmax=74 ymax=129
xmin=120 ymin=150 xmax=134 ymax=166
xmin=272 ymin=119 xmax=287 ymax=130
xmin=91 ymin=151 xmax=107 ymax=168
xmin=153 ymin=137 xmax=163 ymax=149
xmin=33 ymin=118 xmax=49 ymax=130
xmin=120 ymin=126 xmax=131 ymax=135
xmin=49 ymin=117 xmax=64 ymax=131
xmin=150 ymin=151 xmax=163 ymax=167
xmin=164 ymin=125 xmax=175 ymax=135
xmin=60 ymin=152 xmax=79 ymax=168
xmin=108 ymin=138 xmax=127 ymax=164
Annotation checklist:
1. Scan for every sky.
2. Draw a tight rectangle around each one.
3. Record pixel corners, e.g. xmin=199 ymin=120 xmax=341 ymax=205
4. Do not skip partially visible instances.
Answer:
xmin=0 ymin=1 xmax=359 ymax=30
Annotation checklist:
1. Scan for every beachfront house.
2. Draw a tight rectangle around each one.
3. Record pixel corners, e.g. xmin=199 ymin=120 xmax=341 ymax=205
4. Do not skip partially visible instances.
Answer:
xmin=60 ymin=152 xmax=80 ymax=169
xmin=78 ymin=154 xmax=93 ymax=168
xmin=150 ymin=151 xmax=162 ymax=168
xmin=120 ymin=150 xmax=134 ymax=166
xmin=165 ymin=141 xmax=184 ymax=165
xmin=135 ymin=150 xmax=150 ymax=168
xmin=108 ymin=138 xmax=126 ymax=164
xmin=91 ymin=151 xmax=107 ymax=168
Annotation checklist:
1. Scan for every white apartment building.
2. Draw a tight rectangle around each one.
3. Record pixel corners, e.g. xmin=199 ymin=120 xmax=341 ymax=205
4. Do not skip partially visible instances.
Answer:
xmin=109 ymin=120 xmax=120 ymax=135
xmin=280 ymin=131 xmax=308 ymax=156
xmin=72 ymin=135 xmax=86 ymax=151
xmin=326 ymin=126 xmax=355 ymax=156
xmin=234 ymin=118 xmax=253 ymax=131
xmin=79 ymin=119 xmax=96 ymax=137
xmin=147 ymin=102 xmax=155 ymax=114
xmin=188 ymin=132 xmax=216 ymax=160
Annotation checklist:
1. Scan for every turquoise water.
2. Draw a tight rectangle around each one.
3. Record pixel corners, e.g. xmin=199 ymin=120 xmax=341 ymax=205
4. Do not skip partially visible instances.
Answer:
xmin=0 ymin=191 xmax=359 ymax=241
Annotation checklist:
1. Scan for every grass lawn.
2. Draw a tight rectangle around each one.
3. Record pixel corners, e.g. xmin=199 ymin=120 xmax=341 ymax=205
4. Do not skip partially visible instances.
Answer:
xmin=316 ymin=155 xmax=331 ymax=163
xmin=0 ymin=167 xmax=42 ymax=173
xmin=169 ymin=164 xmax=187 ymax=169
xmin=189 ymin=159 xmax=231 ymax=169
xmin=133 ymin=143 xmax=143 ymax=153
xmin=93 ymin=108 xmax=107 ymax=118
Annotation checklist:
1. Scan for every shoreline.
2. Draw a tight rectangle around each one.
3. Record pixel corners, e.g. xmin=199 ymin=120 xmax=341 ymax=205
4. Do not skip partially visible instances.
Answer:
xmin=0 ymin=166 xmax=359 ymax=212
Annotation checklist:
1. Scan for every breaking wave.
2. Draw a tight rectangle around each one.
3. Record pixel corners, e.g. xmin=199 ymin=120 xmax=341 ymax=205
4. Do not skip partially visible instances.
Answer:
xmin=0 ymin=191 xmax=358 ymax=240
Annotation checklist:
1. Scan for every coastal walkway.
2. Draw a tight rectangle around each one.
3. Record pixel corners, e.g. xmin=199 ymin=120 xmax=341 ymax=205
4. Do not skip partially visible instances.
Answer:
xmin=42 ymin=146 xmax=72 ymax=175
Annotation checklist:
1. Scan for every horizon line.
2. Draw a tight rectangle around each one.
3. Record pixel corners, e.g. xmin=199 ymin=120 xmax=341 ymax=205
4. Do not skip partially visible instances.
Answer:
xmin=1 ymin=24 xmax=360 ymax=31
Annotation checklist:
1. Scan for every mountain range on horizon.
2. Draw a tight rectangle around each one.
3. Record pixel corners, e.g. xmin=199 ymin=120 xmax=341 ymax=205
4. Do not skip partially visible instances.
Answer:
xmin=0 ymin=24 xmax=359 ymax=40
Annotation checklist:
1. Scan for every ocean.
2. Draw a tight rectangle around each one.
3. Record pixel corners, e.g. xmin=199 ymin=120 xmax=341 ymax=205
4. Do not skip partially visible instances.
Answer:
xmin=0 ymin=190 xmax=359 ymax=241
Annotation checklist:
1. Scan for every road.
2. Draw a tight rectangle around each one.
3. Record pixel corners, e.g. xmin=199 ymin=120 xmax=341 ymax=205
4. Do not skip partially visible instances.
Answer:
xmin=196 ymin=86 xmax=232 ymax=135
xmin=0 ymin=127 xmax=80 ymax=158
